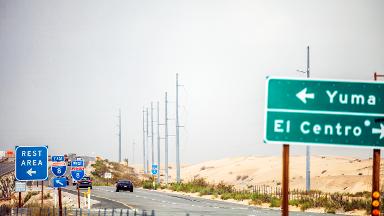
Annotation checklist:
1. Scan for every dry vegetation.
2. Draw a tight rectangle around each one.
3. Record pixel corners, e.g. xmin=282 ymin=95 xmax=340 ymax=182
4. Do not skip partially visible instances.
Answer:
xmin=90 ymin=159 xmax=141 ymax=186
xmin=142 ymin=177 xmax=374 ymax=214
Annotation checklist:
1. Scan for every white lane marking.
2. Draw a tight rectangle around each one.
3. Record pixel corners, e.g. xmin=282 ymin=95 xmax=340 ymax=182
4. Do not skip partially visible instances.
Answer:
xmin=65 ymin=188 xmax=135 ymax=210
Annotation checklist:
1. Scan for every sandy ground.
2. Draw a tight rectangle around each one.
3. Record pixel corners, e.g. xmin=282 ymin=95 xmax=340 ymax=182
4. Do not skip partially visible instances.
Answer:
xmin=133 ymin=155 xmax=380 ymax=193
xmin=154 ymin=188 xmax=367 ymax=215
xmin=6 ymin=187 xmax=100 ymax=208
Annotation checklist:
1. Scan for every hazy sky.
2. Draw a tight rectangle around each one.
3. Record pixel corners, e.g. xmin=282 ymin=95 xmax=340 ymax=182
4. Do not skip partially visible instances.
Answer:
xmin=1 ymin=0 xmax=384 ymax=164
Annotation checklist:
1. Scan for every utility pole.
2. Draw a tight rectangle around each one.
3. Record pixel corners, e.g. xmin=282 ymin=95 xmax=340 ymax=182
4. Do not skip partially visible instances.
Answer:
xmin=164 ymin=92 xmax=169 ymax=184
xmin=151 ymin=102 xmax=154 ymax=167
xmin=118 ymin=108 xmax=122 ymax=163
xmin=146 ymin=107 xmax=149 ymax=173
xmin=157 ymin=101 xmax=161 ymax=184
xmin=142 ymin=109 xmax=146 ymax=173
xmin=297 ymin=46 xmax=311 ymax=192
xmin=176 ymin=73 xmax=181 ymax=183
xmin=132 ymin=141 xmax=135 ymax=166
xmin=372 ymin=72 xmax=383 ymax=215
xmin=305 ymin=46 xmax=310 ymax=192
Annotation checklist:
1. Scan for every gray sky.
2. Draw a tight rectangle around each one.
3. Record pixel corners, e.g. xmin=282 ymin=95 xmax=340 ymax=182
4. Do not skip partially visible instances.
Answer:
xmin=1 ymin=0 xmax=383 ymax=163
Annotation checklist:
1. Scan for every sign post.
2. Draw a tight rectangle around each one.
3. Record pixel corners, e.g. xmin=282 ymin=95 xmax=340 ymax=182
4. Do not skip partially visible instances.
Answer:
xmin=104 ymin=172 xmax=112 ymax=186
xmin=151 ymin=164 xmax=158 ymax=175
xmin=282 ymin=144 xmax=289 ymax=216
xmin=71 ymin=160 xmax=85 ymax=208
xmin=51 ymin=155 xmax=67 ymax=177
xmin=264 ymin=77 xmax=384 ymax=216
xmin=15 ymin=181 xmax=26 ymax=208
xmin=372 ymin=72 xmax=384 ymax=216
xmin=51 ymin=155 xmax=67 ymax=216
xmin=151 ymin=165 xmax=158 ymax=188
xmin=15 ymin=146 xmax=48 ymax=208
xmin=41 ymin=181 xmax=44 ymax=207
xmin=265 ymin=77 xmax=384 ymax=147
xmin=15 ymin=146 xmax=48 ymax=181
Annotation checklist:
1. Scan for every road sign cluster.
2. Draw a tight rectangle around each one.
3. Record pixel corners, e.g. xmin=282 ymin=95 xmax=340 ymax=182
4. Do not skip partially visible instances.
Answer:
xmin=51 ymin=155 xmax=68 ymax=188
xmin=264 ymin=77 xmax=384 ymax=147
xmin=14 ymin=146 xmax=87 ymax=190
xmin=151 ymin=164 xmax=158 ymax=175
xmin=71 ymin=160 xmax=85 ymax=181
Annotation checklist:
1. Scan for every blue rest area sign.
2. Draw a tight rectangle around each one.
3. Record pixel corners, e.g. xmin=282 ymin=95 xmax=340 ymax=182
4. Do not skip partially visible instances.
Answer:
xmin=51 ymin=155 xmax=67 ymax=177
xmin=151 ymin=164 xmax=158 ymax=175
xmin=15 ymin=146 xmax=48 ymax=181
xmin=53 ymin=177 xmax=67 ymax=188
xmin=71 ymin=160 xmax=85 ymax=181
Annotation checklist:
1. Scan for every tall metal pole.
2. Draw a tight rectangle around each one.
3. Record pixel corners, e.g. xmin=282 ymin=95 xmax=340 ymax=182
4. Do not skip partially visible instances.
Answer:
xmin=176 ymin=73 xmax=181 ymax=182
xmin=146 ymin=108 xmax=149 ymax=173
xmin=142 ymin=109 xmax=146 ymax=173
xmin=305 ymin=46 xmax=311 ymax=192
xmin=41 ymin=181 xmax=44 ymax=207
xmin=151 ymin=102 xmax=154 ymax=167
xmin=157 ymin=101 xmax=161 ymax=183
xmin=164 ymin=92 xmax=169 ymax=184
xmin=132 ymin=141 xmax=135 ymax=166
xmin=58 ymin=188 xmax=63 ymax=216
xmin=118 ymin=108 xmax=122 ymax=163
xmin=372 ymin=72 xmax=382 ymax=215
xmin=282 ymin=144 xmax=290 ymax=216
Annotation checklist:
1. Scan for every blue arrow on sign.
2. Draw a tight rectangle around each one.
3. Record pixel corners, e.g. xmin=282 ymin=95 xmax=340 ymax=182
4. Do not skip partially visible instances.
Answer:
xmin=71 ymin=160 xmax=85 ymax=181
xmin=51 ymin=155 xmax=67 ymax=177
xmin=53 ymin=177 xmax=67 ymax=188
xmin=15 ymin=146 xmax=48 ymax=181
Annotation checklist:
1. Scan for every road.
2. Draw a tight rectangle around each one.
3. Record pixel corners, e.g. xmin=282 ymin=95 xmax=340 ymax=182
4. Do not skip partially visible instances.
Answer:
xmin=0 ymin=160 xmax=15 ymax=176
xmin=65 ymin=186 xmax=338 ymax=216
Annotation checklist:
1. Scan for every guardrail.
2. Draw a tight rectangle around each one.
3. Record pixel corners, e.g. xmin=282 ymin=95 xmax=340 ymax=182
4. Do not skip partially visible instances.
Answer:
xmin=0 ymin=207 xmax=192 ymax=216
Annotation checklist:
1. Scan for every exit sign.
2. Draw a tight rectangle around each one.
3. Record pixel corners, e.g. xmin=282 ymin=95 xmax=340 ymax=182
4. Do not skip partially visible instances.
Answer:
xmin=264 ymin=77 xmax=384 ymax=147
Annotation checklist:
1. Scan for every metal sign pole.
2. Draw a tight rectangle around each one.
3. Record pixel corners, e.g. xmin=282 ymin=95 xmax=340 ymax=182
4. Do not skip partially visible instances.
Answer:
xmin=58 ymin=188 xmax=63 ymax=216
xmin=77 ymin=187 xmax=81 ymax=208
xmin=18 ymin=192 xmax=21 ymax=208
xmin=41 ymin=181 xmax=44 ymax=207
xmin=282 ymin=144 xmax=289 ymax=216
xmin=372 ymin=72 xmax=382 ymax=216
xmin=372 ymin=149 xmax=380 ymax=215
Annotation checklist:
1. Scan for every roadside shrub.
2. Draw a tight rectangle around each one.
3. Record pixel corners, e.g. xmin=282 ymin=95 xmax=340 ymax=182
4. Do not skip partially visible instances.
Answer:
xmin=269 ymin=197 xmax=281 ymax=208
xmin=215 ymin=182 xmax=233 ymax=194
xmin=220 ymin=193 xmax=232 ymax=200
xmin=43 ymin=193 xmax=51 ymax=199
xmin=142 ymin=180 xmax=157 ymax=190
xmin=24 ymin=191 xmax=39 ymax=204
xmin=299 ymin=200 xmax=313 ymax=211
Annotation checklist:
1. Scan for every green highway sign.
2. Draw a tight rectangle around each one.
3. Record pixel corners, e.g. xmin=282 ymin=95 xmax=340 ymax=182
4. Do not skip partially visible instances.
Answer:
xmin=264 ymin=77 xmax=384 ymax=147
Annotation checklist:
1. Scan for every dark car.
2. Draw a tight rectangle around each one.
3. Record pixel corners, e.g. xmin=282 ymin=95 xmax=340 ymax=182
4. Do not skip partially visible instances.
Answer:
xmin=116 ymin=180 xmax=133 ymax=192
xmin=77 ymin=176 xmax=92 ymax=189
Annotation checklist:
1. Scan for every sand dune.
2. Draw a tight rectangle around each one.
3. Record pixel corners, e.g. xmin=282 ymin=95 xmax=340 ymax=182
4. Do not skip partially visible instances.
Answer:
xmin=144 ymin=155 xmax=381 ymax=193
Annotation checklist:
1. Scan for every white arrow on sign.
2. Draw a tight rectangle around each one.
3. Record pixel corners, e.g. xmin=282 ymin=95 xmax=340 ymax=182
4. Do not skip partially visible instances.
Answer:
xmin=55 ymin=180 xmax=64 ymax=186
xmin=372 ymin=124 xmax=384 ymax=139
xmin=27 ymin=168 xmax=36 ymax=176
xmin=296 ymin=88 xmax=315 ymax=104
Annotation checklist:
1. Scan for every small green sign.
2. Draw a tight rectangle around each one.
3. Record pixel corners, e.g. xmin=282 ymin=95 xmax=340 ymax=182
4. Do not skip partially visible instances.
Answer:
xmin=264 ymin=77 xmax=384 ymax=147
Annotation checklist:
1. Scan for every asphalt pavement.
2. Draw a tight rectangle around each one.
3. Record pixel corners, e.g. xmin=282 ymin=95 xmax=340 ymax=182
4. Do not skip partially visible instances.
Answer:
xmin=67 ymin=186 xmax=340 ymax=216
xmin=0 ymin=160 xmax=15 ymax=176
